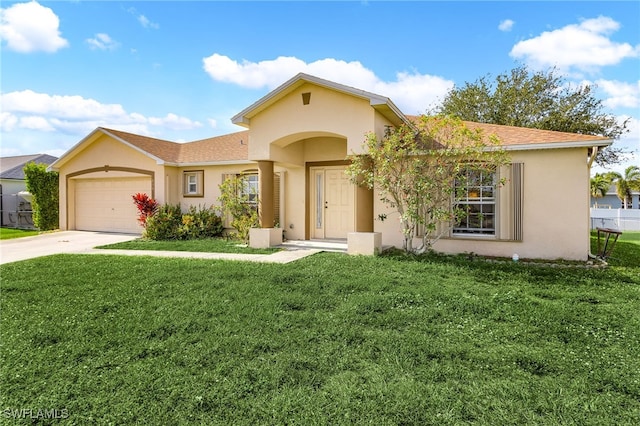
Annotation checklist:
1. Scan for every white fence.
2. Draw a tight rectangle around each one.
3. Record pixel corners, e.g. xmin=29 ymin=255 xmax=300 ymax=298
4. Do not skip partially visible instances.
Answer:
xmin=590 ymin=208 xmax=640 ymax=231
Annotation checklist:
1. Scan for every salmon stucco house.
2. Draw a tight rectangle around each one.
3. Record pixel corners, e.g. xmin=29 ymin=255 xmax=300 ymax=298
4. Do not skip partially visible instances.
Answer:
xmin=50 ymin=73 xmax=612 ymax=260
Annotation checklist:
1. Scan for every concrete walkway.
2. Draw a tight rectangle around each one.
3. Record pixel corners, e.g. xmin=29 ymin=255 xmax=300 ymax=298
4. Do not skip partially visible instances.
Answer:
xmin=0 ymin=230 xmax=328 ymax=265
xmin=82 ymin=247 xmax=323 ymax=264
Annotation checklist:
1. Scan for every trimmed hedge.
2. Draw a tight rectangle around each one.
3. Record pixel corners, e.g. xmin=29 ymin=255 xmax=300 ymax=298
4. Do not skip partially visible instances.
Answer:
xmin=23 ymin=162 xmax=59 ymax=231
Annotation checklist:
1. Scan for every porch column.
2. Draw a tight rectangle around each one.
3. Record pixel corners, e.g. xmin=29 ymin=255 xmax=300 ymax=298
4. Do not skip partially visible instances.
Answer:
xmin=258 ymin=161 xmax=274 ymax=228
xmin=355 ymin=184 xmax=374 ymax=232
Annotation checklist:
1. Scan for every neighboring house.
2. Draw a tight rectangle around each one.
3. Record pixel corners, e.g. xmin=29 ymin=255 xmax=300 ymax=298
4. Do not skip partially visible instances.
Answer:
xmin=0 ymin=154 xmax=58 ymax=228
xmin=50 ymin=73 xmax=612 ymax=260
xmin=591 ymin=183 xmax=640 ymax=209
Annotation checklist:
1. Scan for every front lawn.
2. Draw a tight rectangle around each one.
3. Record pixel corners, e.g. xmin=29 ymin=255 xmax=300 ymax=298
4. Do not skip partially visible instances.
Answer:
xmin=0 ymin=227 xmax=40 ymax=240
xmin=591 ymin=230 xmax=639 ymax=267
xmin=1 ymin=247 xmax=638 ymax=424
xmin=97 ymin=237 xmax=280 ymax=254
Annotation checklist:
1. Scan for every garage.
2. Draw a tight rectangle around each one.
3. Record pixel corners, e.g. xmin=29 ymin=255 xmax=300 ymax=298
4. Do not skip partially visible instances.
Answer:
xmin=75 ymin=177 xmax=152 ymax=233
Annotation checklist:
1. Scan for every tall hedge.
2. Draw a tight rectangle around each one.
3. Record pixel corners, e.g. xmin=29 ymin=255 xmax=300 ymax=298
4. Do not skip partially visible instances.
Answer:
xmin=23 ymin=162 xmax=59 ymax=230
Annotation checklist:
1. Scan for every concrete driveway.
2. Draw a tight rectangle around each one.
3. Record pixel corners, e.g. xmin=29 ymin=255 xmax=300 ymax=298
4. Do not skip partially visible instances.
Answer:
xmin=0 ymin=231 xmax=140 ymax=265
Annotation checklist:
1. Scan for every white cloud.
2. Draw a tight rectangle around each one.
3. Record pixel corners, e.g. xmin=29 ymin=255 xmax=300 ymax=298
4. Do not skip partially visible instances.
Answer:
xmin=20 ymin=115 xmax=55 ymax=132
xmin=207 ymin=118 xmax=218 ymax=128
xmin=0 ymin=90 xmax=202 ymax=136
xmin=138 ymin=14 xmax=159 ymax=29
xmin=510 ymin=16 xmax=638 ymax=74
xmin=86 ymin=33 xmax=119 ymax=51
xmin=0 ymin=111 xmax=18 ymax=131
xmin=202 ymin=54 xmax=454 ymax=114
xmin=127 ymin=8 xmax=159 ymax=29
xmin=499 ymin=19 xmax=514 ymax=32
xmin=148 ymin=113 xmax=203 ymax=131
xmin=594 ymin=79 xmax=640 ymax=109
xmin=2 ymin=90 xmax=127 ymax=120
xmin=0 ymin=1 xmax=68 ymax=53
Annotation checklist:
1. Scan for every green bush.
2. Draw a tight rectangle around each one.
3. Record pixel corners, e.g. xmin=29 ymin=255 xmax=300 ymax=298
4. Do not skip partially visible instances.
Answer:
xmin=23 ymin=162 xmax=59 ymax=231
xmin=218 ymin=176 xmax=259 ymax=243
xmin=144 ymin=204 xmax=182 ymax=240
xmin=144 ymin=204 xmax=223 ymax=240
xmin=177 ymin=205 xmax=224 ymax=239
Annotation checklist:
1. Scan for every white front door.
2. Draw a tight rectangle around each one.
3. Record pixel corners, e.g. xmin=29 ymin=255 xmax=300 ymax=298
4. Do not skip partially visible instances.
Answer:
xmin=311 ymin=166 xmax=354 ymax=239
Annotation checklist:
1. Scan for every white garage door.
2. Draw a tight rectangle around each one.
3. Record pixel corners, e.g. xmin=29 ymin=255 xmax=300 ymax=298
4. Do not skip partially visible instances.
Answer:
xmin=75 ymin=177 xmax=152 ymax=233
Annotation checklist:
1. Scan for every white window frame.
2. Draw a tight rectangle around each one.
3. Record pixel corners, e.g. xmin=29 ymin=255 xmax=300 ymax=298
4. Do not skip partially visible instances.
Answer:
xmin=453 ymin=168 xmax=497 ymax=237
xmin=238 ymin=173 xmax=258 ymax=205
xmin=183 ymin=170 xmax=204 ymax=197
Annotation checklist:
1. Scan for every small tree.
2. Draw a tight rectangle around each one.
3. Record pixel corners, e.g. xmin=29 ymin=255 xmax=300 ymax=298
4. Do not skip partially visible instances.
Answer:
xmin=347 ymin=115 xmax=509 ymax=253
xmin=218 ymin=175 xmax=259 ymax=243
xmin=132 ymin=193 xmax=159 ymax=226
xmin=606 ymin=166 xmax=640 ymax=209
xmin=590 ymin=174 xmax=612 ymax=207
xmin=436 ymin=65 xmax=630 ymax=167
xmin=23 ymin=162 xmax=59 ymax=230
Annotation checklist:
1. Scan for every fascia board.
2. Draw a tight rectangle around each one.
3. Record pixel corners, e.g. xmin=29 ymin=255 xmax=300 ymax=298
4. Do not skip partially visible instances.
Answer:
xmin=164 ymin=160 xmax=256 ymax=167
xmin=501 ymin=139 xmax=614 ymax=151
xmin=48 ymin=128 xmax=103 ymax=171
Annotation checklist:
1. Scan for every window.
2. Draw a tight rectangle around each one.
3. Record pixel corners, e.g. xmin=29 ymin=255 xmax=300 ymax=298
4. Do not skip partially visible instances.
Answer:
xmin=239 ymin=174 xmax=258 ymax=204
xmin=183 ymin=171 xmax=204 ymax=197
xmin=453 ymin=168 xmax=496 ymax=236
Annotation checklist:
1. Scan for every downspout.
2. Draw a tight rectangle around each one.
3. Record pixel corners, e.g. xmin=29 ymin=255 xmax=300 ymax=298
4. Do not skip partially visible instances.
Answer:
xmin=587 ymin=146 xmax=599 ymax=259
xmin=0 ymin=184 xmax=3 ymax=227
xmin=587 ymin=146 xmax=599 ymax=168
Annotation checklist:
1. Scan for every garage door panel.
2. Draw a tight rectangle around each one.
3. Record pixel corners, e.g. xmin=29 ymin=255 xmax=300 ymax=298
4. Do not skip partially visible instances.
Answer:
xmin=75 ymin=178 xmax=151 ymax=233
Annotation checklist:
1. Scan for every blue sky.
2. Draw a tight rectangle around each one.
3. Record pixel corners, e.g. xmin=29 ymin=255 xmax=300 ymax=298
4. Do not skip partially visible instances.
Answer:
xmin=1 ymin=1 xmax=639 ymax=174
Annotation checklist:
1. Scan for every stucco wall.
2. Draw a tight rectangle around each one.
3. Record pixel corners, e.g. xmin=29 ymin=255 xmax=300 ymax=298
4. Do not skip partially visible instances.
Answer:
xmin=56 ymin=134 xmax=165 ymax=231
xmin=176 ymin=164 xmax=257 ymax=210
xmin=374 ymin=148 xmax=592 ymax=260
xmin=247 ymin=83 xmax=380 ymax=161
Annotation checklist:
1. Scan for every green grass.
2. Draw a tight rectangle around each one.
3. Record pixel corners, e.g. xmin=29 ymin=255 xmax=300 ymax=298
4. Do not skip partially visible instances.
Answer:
xmin=1 ymin=241 xmax=639 ymax=424
xmin=0 ymin=227 xmax=40 ymax=240
xmin=97 ymin=237 xmax=280 ymax=254
xmin=591 ymin=230 xmax=640 ymax=267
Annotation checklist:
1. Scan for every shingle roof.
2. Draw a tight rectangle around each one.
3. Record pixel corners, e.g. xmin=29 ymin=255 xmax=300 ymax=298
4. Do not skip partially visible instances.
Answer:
xmin=101 ymin=128 xmax=249 ymax=163
xmin=180 ymin=132 xmax=249 ymax=163
xmin=96 ymin=114 xmax=611 ymax=166
xmin=405 ymin=115 xmax=611 ymax=148
xmin=462 ymin=121 xmax=610 ymax=147
xmin=0 ymin=154 xmax=58 ymax=180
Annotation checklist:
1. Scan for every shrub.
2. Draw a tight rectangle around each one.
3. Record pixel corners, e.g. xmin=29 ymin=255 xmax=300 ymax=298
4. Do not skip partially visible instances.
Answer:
xmin=132 ymin=193 xmax=159 ymax=226
xmin=144 ymin=204 xmax=182 ymax=240
xmin=144 ymin=204 xmax=224 ymax=240
xmin=218 ymin=176 xmax=259 ymax=243
xmin=23 ymin=162 xmax=59 ymax=231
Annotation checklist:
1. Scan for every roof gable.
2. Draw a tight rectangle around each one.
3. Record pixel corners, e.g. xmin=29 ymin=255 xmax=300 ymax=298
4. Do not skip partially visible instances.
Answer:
xmin=51 ymin=127 xmax=251 ymax=170
xmin=231 ymin=73 xmax=409 ymax=128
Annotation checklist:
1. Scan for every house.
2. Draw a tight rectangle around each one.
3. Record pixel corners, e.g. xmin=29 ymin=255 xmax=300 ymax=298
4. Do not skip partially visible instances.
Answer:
xmin=50 ymin=73 xmax=612 ymax=260
xmin=591 ymin=183 xmax=640 ymax=209
xmin=0 ymin=154 xmax=58 ymax=228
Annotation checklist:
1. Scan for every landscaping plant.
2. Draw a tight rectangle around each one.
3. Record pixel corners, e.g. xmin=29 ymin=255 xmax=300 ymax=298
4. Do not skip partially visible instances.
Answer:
xmin=132 ymin=193 xmax=159 ymax=226
xmin=347 ymin=115 xmax=509 ymax=252
xmin=23 ymin=162 xmax=59 ymax=231
xmin=218 ymin=175 xmax=259 ymax=243
xmin=142 ymin=203 xmax=224 ymax=240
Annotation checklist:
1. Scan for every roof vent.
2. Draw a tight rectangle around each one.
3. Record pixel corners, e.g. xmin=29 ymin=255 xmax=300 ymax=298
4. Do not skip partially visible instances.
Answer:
xmin=302 ymin=92 xmax=311 ymax=105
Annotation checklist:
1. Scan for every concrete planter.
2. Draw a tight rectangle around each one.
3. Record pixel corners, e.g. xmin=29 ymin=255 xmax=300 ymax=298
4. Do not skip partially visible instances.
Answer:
xmin=249 ymin=228 xmax=283 ymax=249
xmin=347 ymin=232 xmax=382 ymax=256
